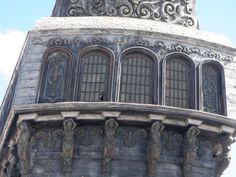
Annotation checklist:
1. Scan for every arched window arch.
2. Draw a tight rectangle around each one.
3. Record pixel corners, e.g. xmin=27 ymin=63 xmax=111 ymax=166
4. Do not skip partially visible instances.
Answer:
xmin=76 ymin=47 xmax=113 ymax=102
xmin=199 ymin=61 xmax=226 ymax=115
xmin=163 ymin=53 xmax=195 ymax=109
xmin=39 ymin=48 xmax=72 ymax=103
xmin=119 ymin=48 xmax=158 ymax=104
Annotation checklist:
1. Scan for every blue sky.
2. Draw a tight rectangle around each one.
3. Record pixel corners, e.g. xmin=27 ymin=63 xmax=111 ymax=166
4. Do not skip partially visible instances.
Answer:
xmin=0 ymin=1 xmax=236 ymax=177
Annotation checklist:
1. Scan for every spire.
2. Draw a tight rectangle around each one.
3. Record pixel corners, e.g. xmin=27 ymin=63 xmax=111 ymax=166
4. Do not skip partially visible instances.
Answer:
xmin=52 ymin=0 xmax=198 ymax=28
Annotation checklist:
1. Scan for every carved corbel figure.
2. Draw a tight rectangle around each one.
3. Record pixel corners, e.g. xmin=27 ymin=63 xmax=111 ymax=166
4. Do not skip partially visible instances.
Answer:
xmin=1 ymin=160 xmax=9 ymax=177
xmin=183 ymin=126 xmax=200 ymax=177
xmin=103 ymin=119 xmax=119 ymax=177
xmin=17 ymin=122 xmax=31 ymax=176
xmin=63 ymin=119 xmax=76 ymax=173
xmin=215 ymin=136 xmax=235 ymax=177
xmin=8 ymin=142 xmax=20 ymax=177
xmin=147 ymin=122 xmax=164 ymax=177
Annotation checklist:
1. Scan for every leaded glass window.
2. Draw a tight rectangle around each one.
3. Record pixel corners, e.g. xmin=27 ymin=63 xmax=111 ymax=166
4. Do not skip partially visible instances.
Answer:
xmin=40 ymin=52 xmax=70 ymax=103
xmin=119 ymin=54 xmax=153 ymax=104
xmin=78 ymin=51 xmax=110 ymax=102
xmin=202 ymin=64 xmax=222 ymax=114
xmin=165 ymin=57 xmax=193 ymax=108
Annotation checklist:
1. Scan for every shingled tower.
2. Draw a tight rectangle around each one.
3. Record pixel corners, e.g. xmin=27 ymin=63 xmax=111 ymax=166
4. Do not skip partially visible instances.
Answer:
xmin=1 ymin=0 xmax=236 ymax=177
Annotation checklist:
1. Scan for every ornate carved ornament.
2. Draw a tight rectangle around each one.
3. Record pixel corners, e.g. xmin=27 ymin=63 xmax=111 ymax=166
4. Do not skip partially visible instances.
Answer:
xmin=214 ymin=136 xmax=236 ymax=177
xmin=46 ymin=37 xmax=112 ymax=47
xmin=116 ymin=128 xmax=147 ymax=148
xmin=162 ymin=131 xmax=183 ymax=153
xmin=53 ymin=0 xmax=197 ymax=28
xmin=76 ymin=127 xmax=103 ymax=146
xmin=33 ymin=37 xmax=234 ymax=63
xmin=32 ymin=129 xmax=64 ymax=151
xmin=155 ymin=42 xmax=234 ymax=62
xmin=196 ymin=137 xmax=213 ymax=160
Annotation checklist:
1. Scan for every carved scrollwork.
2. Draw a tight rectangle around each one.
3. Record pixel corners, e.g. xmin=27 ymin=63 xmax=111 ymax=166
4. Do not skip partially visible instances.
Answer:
xmin=76 ymin=127 xmax=103 ymax=146
xmin=162 ymin=131 xmax=183 ymax=153
xmin=55 ymin=0 xmax=197 ymax=27
xmin=168 ymin=43 xmax=201 ymax=55
xmin=48 ymin=37 xmax=79 ymax=46
xmin=196 ymin=138 xmax=213 ymax=160
xmin=47 ymin=37 xmax=111 ymax=47
xmin=116 ymin=128 xmax=147 ymax=148
xmin=129 ymin=37 xmax=151 ymax=47
xmin=167 ymin=43 xmax=233 ymax=62
xmin=44 ymin=37 xmax=233 ymax=63
xmin=32 ymin=129 xmax=63 ymax=151
xmin=81 ymin=37 xmax=112 ymax=47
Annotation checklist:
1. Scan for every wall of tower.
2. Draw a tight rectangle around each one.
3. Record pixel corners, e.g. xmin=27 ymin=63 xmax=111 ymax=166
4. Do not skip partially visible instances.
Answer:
xmin=0 ymin=17 xmax=235 ymax=177
xmin=10 ymin=18 xmax=236 ymax=119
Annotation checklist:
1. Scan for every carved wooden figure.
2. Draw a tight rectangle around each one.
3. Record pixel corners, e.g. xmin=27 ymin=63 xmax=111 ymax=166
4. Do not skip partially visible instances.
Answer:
xmin=62 ymin=119 xmax=76 ymax=173
xmin=147 ymin=122 xmax=164 ymax=177
xmin=103 ymin=119 xmax=119 ymax=177
xmin=215 ymin=136 xmax=235 ymax=177
xmin=8 ymin=143 xmax=20 ymax=177
xmin=0 ymin=160 xmax=9 ymax=177
xmin=17 ymin=122 xmax=31 ymax=176
xmin=183 ymin=126 xmax=200 ymax=177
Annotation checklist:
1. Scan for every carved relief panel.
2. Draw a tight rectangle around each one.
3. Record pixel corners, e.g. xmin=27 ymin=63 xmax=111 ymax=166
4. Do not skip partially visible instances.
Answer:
xmin=32 ymin=129 xmax=63 ymax=153
xmin=200 ymin=62 xmax=226 ymax=115
xmin=162 ymin=131 xmax=183 ymax=157
xmin=39 ymin=52 xmax=71 ymax=103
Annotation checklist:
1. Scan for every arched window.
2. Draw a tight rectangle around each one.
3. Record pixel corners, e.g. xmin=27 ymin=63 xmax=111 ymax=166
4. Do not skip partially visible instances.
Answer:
xmin=39 ymin=50 xmax=71 ymax=103
xmin=200 ymin=61 xmax=226 ymax=115
xmin=77 ymin=50 xmax=111 ymax=102
xmin=119 ymin=53 xmax=154 ymax=104
xmin=164 ymin=54 xmax=195 ymax=109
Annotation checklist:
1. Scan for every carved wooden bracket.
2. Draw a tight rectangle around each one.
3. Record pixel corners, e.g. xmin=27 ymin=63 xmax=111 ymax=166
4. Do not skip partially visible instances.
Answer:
xmin=147 ymin=121 xmax=164 ymax=177
xmin=183 ymin=126 xmax=200 ymax=177
xmin=16 ymin=122 xmax=32 ymax=176
xmin=63 ymin=119 xmax=77 ymax=173
xmin=103 ymin=118 xmax=119 ymax=177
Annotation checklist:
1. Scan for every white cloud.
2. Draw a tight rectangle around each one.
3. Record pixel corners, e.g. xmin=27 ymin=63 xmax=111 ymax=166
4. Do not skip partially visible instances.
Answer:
xmin=0 ymin=30 xmax=27 ymax=78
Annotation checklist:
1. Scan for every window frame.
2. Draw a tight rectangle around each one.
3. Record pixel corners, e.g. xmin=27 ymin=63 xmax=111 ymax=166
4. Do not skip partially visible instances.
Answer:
xmin=198 ymin=60 xmax=227 ymax=115
xmin=117 ymin=47 xmax=160 ymax=104
xmin=74 ymin=46 xmax=115 ymax=102
xmin=162 ymin=53 xmax=196 ymax=109
xmin=37 ymin=47 xmax=73 ymax=103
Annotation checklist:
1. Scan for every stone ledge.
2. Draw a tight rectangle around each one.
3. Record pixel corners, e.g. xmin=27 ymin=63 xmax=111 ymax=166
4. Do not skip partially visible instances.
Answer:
xmin=1 ymin=102 xmax=236 ymax=153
